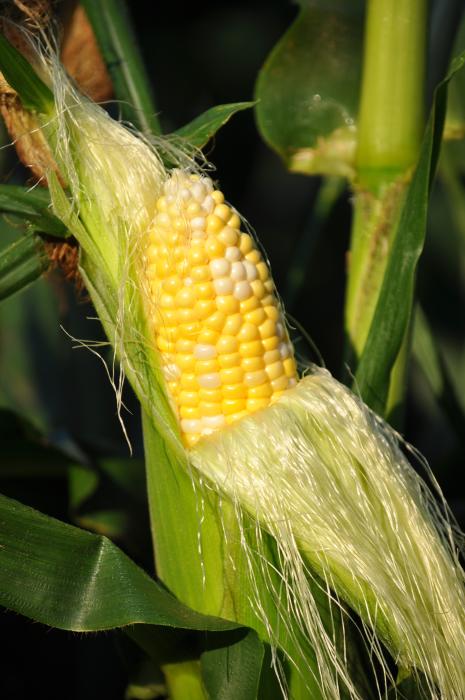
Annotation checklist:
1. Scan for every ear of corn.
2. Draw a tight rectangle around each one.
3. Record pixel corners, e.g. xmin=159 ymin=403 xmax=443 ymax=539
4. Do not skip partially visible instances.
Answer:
xmin=144 ymin=169 xmax=298 ymax=446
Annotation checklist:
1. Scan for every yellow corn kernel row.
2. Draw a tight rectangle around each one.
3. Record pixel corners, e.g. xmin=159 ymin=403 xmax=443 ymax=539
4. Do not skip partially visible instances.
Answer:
xmin=144 ymin=169 xmax=298 ymax=446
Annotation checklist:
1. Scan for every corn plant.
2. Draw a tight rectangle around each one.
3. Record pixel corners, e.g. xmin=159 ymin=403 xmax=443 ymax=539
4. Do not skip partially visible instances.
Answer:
xmin=0 ymin=1 xmax=465 ymax=699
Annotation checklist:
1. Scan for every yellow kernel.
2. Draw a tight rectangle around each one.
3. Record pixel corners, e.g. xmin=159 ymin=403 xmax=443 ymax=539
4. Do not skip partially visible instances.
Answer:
xmin=162 ymin=308 xmax=177 ymax=325
xmin=198 ymin=329 xmax=220 ymax=345
xmin=173 ymin=217 xmax=187 ymax=233
xmin=283 ymin=357 xmax=297 ymax=377
xmin=180 ymin=373 xmax=198 ymax=390
xmin=156 ymin=196 xmax=168 ymax=212
xmin=205 ymin=311 xmax=226 ymax=331
xmin=239 ymin=341 xmax=263 ymax=358
xmin=217 ymin=336 xmax=239 ymax=354
xmin=271 ymin=375 xmax=290 ymax=391
xmin=187 ymin=201 xmax=201 ymax=216
xmin=184 ymin=433 xmax=200 ymax=447
xmin=176 ymin=338 xmax=194 ymax=353
xmin=256 ymin=262 xmax=269 ymax=282
xmin=264 ymin=349 xmax=281 ymax=364
xmin=179 ymin=391 xmax=198 ymax=407
xmin=222 ymin=399 xmax=246 ymax=415
xmin=160 ymin=293 xmax=175 ymax=309
xmin=223 ymin=314 xmax=243 ymax=335
xmin=176 ymin=287 xmax=197 ymax=308
xmin=220 ymin=367 xmax=244 ymax=384
xmin=145 ymin=264 xmax=158 ymax=280
xmin=262 ymin=294 xmax=274 ymax=306
xmin=223 ymin=384 xmax=247 ymax=399
xmin=218 ymin=352 xmax=241 ymax=368
xmin=195 ymin=359 xmax=219 ymax=374
xmin=205 ymin=236 xmax=225 ymax=258
xmin=163 ymin=277 xmax=182 ymax=293
xmin=180 ymin=406 xmax=200 ymax=419
xmin=259 ymin=318 xmax=276 ymax=339
xmin=250 ymin=280 xmax=266 ymax=299
xmin=244 ymin=308 xmax=267 ymax=326
xmin=216 ymin=296 xmax=240 ymax=314
xmin=242 ymin=357 xmax=264 ymax=372
xmin=264 ymin=280 xmax=275 ymax=292
xmin=239 ymin=233 xmax=254 ymax=255
xmin=211 ymin=190 xmax=225 ymax=204
xmin=214 ymin=204 xmax=231 ymax=221
xmin=218 ymin=226 xmax=239 ymax=246
xmin=266 ymin=361 xmax=284 ymax=381
xmin=264 ymin=305 xmax=280 ymax=321
xmin=189 ymin=247 xmax=208 ymax=266
xmin=191 ymin=265 xmax=211 ymax=282
xmin=196 ymin=300 xmax=216 ymax=320
xmin=176 ymin=354 xmax=195 ymax=371
xmin=249 ymin=383 xmax=272 ymax=399
xmin=228 ymin=213 xmax=241 ymax=229
xmin=174 ymin=246 xmax=186 ymax=260
xmin=206 ymin=215 xmax=224 ymax=234
xmin=199 ymin=388 xmax=223 ymax=402
xmin=177 ymin=308 xmax=196 ymax=324
xmin=157 ymin=337 xmax=173 ymax=353
xmin=244 ymin=370 xmax=267 ymax=387
xmin=262 ymin=337 xmax=279 ymax=352
xmin=196 ymin=281 xmax=215 ymax=299
xmin=237 ymin=323 xmax=259 ymax=342
xmin=199 ymin=401 xmax=222 ymax=416
xmin=156 ymin=259 xmax=173 ymax=277
xmin=246 ymin=249 xmax=262 ymax=264
xmin=179 ymin=321 xmax=201 ymax=337
xmin=240 ymin=296 xmax=260 ymax=313
xmin=247 ymin=398 xmax=270 ymax=412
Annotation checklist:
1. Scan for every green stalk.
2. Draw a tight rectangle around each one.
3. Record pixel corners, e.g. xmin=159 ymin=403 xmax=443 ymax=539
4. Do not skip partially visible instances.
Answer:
xmin=0 ymin=232 xmax=50 ymax=302
xmin=345 ymin=0 xmax=427 ymax=414
xmin=81 ymin=0 xmax=161 ymax=136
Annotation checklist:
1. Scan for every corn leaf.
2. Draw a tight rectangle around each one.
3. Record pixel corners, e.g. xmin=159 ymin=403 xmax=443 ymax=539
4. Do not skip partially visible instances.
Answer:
xmin=0 ymin=490 xmax=239 ymax=633
xmin=0 ymin=232 xmax=50 ymax=302
xmin=0 ymin=32 xmax=53 ymax=114
xmin=200 ymin=629 xmax=264 ymax=700
xmin=354 ymin=52 xmax=465 ymax=414
xmin=173 ymin=102 xmax=255 ymax=150
xmin=255 ymin=0 xmax=363 ymax=178
xmin=80 ymin=0 xmax=161 ymax=136
xmin=0 ymin=185 xmax=67 ymax=237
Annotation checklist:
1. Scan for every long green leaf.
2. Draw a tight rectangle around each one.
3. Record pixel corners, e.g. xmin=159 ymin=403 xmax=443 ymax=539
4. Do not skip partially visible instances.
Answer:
xmin=0 ymin=32 xmax=53 ymax=113
xmin=0 ymin=185 xmax=67 ymax=236
xmin=174 ymin=103 xmax=255 ymax=150
xmin=201 ymin=630 xmax=264 ymax=700
xmin=354 ymin=53 xmax=465 ymax=413
xmin=80 ymin=0 xmax=161 ymax=135
xmin=0 ymin=232 xmax=50 ymax=302
xmin=255 ymin=1 xmax=363 ymax=177
xmin=0 ymin=491 xmax=238 ymax=633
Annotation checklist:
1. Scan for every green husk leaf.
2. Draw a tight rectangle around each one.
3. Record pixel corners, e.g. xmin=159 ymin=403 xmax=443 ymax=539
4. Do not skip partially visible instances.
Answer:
xmin=0 ymin=232 xmax=50 ymax=302
xmin=254 ymin=1 xmax=363 ymax=177
xmin=0 ymin=185 xmax=67 ymax=236
xmin=173 ymin=102 xmax=255 ymax=150
xmin=0 ymin=490 xmax=239 ymax=633
xmin=0 ymin=32 xmax=53 ymax=114
xmin=200 ymin=629 xmax=264 ymax=700
xmin=354 ymin=52 xmax=465 ymax=414
xmin=80 ymin=0 xmax=161 ymax=136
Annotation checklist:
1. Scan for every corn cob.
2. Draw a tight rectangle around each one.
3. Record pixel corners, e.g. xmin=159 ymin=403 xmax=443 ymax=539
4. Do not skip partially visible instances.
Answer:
xmin=144 ymin=169 xmax=298 ymax=446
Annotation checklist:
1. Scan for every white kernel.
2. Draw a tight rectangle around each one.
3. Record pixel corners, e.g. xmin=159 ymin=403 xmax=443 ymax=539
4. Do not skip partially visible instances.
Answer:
xmin=194 ymin=344 xmax=217 ymax=360
xmin=192 ymin=230 xmax=206 ymax=240
xmin=231 ymin=262 xmax=246 ymax=281
xmin=225 ymin=246 xmax=241 ymax=262
xmin=214 ymin=278 xmax=234 ymax=295
xmin=234 ymin=280 xmax=252 ymax=301
xmin=181 ymin=419 xmax=203 ymax=434
xmin=202 ymin=415 xmax=227 ymax=429
xmin=191 ymin=217 xmax=206 ymax=230
xmin=184 ymin=277 xmax=193 ymax=286
xmin=162 ymin=363 xmax=180 ymax=380
xmin=289 ymin=378 xmax=297 ymax=387
xmin=210 ymin=258 xmax=231 ymax=278
xmin=180 ymin=188 xmax=191 ymax=200
xmin=244 ymin=261 xmax=258 ymax=281
xmin=202 ymin=195 xmax=215 ymax=213
xmin=276 ymin=322 xmax=284 ymax=338
xmin=155 ymin=212 xmax=170 ymax=228
xmin=191 ymin=183 xmax=206 ymax=201
xmin=198 ymin=373 xmax=221 ymax=389
xmin=279 ymin=342 xmax=290 ymax=359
